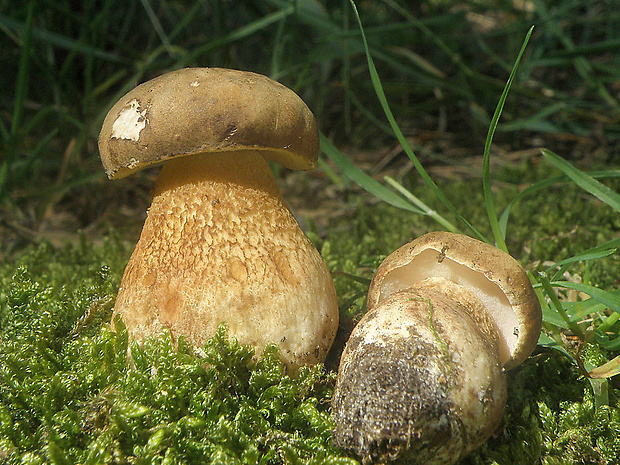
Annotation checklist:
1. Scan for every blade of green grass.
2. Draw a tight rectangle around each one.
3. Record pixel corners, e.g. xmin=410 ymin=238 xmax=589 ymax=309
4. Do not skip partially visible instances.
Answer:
xmin=499 ymin=170 xmax=620 ymax=236
xmin=482 ymin=26 xmax=534 ymax=253
xmin=348 ymin=0 xmax=486 ymax=242
xmin=536 ymin=272 xmax=586 ymax=339
xmin=547 ymin=247 xmax=618 ymax=272
xmin=537 ymin=333 xmax=574 ymax=358
xmin=541 ymin=149 xmax=620 ymax=212
xmin=498 ymin=102 xmax=566 ymax=133
xmin=0 ymin=1 xmax=35 ymax=201
xmin=383 ymin=176 xmax=459 ymax=232
xmin=316 ymin=158 xmax=346 ymax=188
xmin=532 ymin=0 xmax=619 ymax=109
xmin=381 ymin=0 xmax=478 ymax=80
xmin=181 ymin=6 xmax=296 ymax=66
xmin=0 ymin=13 xmax=130 ymax=64
xmin=550 ymin=281 xmax=620 ymax=315
xmin=167 ymin=1 xmax=203 ymax=43
xmin=320 ymin=134 xmax=424 ymax=214
xmin=565 ymin=299 xmax=611 ymax=324
xmin=9 ymin=3 xmax=34 ymax=140
xmin=139 ymin=0 xmax=175 ymax=58
xmin=546 ymin=238 xmax=619 ymax=282
xmin=546 ymin=38 xmax=620 ymax=59
xmin=268 ymin=0 xmax=342 ymax=37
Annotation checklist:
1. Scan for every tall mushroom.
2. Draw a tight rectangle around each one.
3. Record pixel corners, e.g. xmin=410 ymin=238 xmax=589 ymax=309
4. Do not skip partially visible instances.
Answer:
xmin=332 ymin=231 xmax=542 ymax=464
xmin=98 ymin=67 xmax=338 ymax=372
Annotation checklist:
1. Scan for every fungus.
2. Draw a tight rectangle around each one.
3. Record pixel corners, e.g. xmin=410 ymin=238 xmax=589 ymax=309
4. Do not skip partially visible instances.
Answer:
xmin=98 ymin=67 xmax=339 ymax=372
xmin=332 ymin=231 xmax=542 ymax=464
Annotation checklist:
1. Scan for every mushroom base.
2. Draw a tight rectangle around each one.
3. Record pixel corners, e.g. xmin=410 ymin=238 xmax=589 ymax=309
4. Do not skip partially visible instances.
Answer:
xmin=112 ymin=151 xmax=339 ymax=372
xmin=332 ymin=285 xmax=507 ymax=465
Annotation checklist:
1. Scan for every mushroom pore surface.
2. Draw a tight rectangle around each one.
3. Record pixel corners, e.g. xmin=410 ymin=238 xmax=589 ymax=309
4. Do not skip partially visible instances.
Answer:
xmin=112 ymin=151 xmax=338 ymax=371
xmin=378 ymin=248 xmax=516 ymax=365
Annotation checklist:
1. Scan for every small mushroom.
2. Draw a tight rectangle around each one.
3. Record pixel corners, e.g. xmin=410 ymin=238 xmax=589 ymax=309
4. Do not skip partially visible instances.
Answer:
xmin=98 ymin=67 xmax=339 ymax=372
xmin=332 ymin=231 xmax=542 ymax=464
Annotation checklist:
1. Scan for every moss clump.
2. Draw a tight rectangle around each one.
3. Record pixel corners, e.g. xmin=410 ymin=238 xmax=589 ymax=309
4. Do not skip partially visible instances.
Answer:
xmin=0 ymin=241 xmax=356 ymax=464
xmin=458 ymin=352 xmax=620 ymax=465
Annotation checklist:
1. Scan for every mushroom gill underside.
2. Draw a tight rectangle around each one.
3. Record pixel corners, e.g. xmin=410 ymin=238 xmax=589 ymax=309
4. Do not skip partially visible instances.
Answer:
xmin=376 ymin=249 xmax=519 ymax=365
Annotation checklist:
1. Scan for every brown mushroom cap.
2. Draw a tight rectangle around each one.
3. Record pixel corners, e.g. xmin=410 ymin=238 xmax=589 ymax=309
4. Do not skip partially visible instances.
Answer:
xmin=98 ymin=67 xmax=319 ymax=179
xmin=367 ymin=231 xmax=542 ymax=369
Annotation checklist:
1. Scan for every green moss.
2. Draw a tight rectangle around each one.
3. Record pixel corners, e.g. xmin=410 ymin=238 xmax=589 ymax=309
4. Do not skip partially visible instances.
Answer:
xmin=0 ymin=241 xmax=356 ymax=464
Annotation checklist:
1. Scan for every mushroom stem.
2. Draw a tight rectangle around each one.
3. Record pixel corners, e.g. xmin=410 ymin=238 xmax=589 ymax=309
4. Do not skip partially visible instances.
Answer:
xmin=332 ymin=285 xmax=507 ymax=465
xmin=112 ymin=151 xmax=337 ymax=370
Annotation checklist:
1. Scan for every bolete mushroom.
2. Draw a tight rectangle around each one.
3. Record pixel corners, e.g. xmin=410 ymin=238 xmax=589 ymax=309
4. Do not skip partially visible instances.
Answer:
xmin=332 ymin=231 xmax=542 ymax=464
xmin=98 ymin=67 xmax=339 ymax=372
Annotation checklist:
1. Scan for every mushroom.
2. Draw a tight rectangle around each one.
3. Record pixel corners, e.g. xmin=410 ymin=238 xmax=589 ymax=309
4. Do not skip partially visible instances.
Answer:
xmin=98 ymin=67 xmax=339 ymax=372
xmin=331 ymin=231 xmax=542 ymax=464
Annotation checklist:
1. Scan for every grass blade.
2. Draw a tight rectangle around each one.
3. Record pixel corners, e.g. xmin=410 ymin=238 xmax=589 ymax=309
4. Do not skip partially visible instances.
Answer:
xmin=531 ymin=0 xmax=619 ymax=109
xmin=550 ymin=281 xmax=620 ymax=315
xmin=182 ymin=6 xmax=295 ymax=66
xmin=499 ymin=170 xmax=620 ymax=235
xmin=0 ymin=13 xmax=130 ymax=64
xmin=541 ymin=149 xmax=620 ymax=212
xmin=383 ymin=176 xmax=459 ymax=232
xmin=320 ymin=134 xmax=424 ymax=214
xmin=482 ymin=26 xmax=534 ymax=253
xmin=10 ymin=1 xmax=35 ymax=138
xmin=589 ymin=356 xmax=620 ymax=379
xmin=546 ymin=238 xmax=619 ymax=282
xmin=139 ymin=0 xmax=175 ymax=58
xmin=537 ymin=272 xmax=586 ymax=339
xmin=348 ymin=0 xmax=486 ymax=242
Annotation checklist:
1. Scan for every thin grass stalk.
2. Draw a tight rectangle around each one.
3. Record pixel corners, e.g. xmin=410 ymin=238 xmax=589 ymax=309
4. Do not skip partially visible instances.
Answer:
xmin=320 ymin=133 xmax=423 ymax=214
xmin=499 ymin=170 xmax=620 ymax=234
xmin=382 ymin=0 xmax=478 ymax=80
xmin=549 ymin=281 xmax=620 ymax=315
xmin=536 ymin=272 xmax=586 ymax=340
xmin=139 ymin=0 xmax=175 ymax=58
xmin=10 ymin=1 xmax=35 ymax=139
xmin=383 ymin=176 xmax=459 ymax=232
xmin=0 ymin=1 xmax=35 ymax=200
xmin=348 ymin=0 xmax=486 ymax=242
xmin=546 ymin=239 xmax=620 ymax=282
xmin=180 ymin=6 xmax=295 ymax=67
xmin=270 ymin=12 xmax=287 ymax=77
xmin=482 ymin=26 xmax=534 ymax=254
xmin=531 ymin=0 xmax=619 ymax=109
xmin=541 ymin=149 xmax=620 ymax=212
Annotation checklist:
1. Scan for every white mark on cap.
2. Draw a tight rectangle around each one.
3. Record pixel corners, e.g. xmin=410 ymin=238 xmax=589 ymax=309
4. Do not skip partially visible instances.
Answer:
xmin=190 ymin=80 xmax=200 ymax=87
xmin=111 ymin=99 xmax=147 ymax=142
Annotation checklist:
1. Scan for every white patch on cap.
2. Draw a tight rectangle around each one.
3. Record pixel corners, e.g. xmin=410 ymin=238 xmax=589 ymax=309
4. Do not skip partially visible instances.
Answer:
xmin=111 ymin=99 xmax=147 ymax=142
xmin=190 ymin=80 xmax=200 ymax=87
